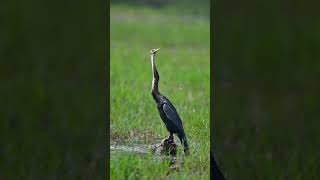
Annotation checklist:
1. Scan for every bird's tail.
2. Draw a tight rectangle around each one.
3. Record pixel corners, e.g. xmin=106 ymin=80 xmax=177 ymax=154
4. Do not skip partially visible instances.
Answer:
xmin=180 ymin=136 xmax=189 ymax=153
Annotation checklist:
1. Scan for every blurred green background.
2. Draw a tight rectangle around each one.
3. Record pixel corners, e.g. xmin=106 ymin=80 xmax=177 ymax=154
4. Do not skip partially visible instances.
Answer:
xmin=0 ymin=0 xmax=107 ymax=179
xmin=110 ymin=0 xmax=210 ymax=179
xmin=214 ymin=0 xmax=320 ymax=179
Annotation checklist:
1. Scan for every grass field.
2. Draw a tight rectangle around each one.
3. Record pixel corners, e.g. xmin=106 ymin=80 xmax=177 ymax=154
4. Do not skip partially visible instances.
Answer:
xmin=110 ymin=4 xmax=210 ymax=179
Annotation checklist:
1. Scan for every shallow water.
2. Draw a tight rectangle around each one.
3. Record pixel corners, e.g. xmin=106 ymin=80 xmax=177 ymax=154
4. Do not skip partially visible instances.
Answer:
xmin=110 ymin=144 xmax=152 ymax=154
xmin=110 ymin=140 xmax=184 ymax=172
xmin=111 ymin=138 xmax=183 ymax=156
xmin=110 ymin=140 xmax=164 ymax=155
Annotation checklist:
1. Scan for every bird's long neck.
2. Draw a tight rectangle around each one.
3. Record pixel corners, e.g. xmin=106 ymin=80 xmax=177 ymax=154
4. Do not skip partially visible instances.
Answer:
xmin=151 ymin=54 xmax=161 ymax=100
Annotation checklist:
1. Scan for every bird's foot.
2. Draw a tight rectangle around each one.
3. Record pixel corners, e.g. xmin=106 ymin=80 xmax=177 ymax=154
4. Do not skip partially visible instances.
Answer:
xmin=162 ymin=138 xmax=174 ymax=145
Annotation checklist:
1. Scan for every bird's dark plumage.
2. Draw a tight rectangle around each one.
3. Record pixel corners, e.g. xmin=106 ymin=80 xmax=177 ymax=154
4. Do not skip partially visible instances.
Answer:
xmin=149 ymin=48 xmax=189 ymax=153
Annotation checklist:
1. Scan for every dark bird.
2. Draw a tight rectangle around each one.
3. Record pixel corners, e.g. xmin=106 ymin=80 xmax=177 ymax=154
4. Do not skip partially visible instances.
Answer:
xmin=149 ymin=48 xmax=189 ymax=154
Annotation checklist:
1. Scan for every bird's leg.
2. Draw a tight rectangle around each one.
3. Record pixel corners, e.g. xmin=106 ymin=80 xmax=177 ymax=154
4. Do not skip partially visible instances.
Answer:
xmin=168 ymin=133 xmax=174 ymax=142
xmin=162 ymin=133 xmax=174 ymax=144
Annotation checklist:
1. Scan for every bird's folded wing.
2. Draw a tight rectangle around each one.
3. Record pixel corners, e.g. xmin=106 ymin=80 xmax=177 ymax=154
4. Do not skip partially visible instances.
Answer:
xmin=163 ymin=103 xmax=183 ymax=128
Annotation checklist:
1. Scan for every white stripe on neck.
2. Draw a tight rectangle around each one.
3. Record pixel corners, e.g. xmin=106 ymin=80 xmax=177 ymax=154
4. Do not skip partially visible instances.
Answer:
xmin=151 ymin=54 xmax=155 ymax=76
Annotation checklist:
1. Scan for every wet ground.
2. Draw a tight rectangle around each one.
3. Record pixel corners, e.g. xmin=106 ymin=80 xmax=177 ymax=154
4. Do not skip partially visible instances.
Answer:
xmin=111 ymin=139 xmax=182 ymax=171
xmin=110 ymin=143 xmax=151 ymax=155
xmin=110 ymin=139 xmax=177 ymax=156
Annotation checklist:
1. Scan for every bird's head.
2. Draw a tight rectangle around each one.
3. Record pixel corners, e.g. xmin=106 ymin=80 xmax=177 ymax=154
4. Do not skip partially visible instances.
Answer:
xmin=150 ymin=48 xmax=160 ymax=55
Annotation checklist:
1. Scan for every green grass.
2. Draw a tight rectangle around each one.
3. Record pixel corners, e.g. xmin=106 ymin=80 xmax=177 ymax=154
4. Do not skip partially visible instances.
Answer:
xmin=110 ymin=4 xmax=210 ymax=179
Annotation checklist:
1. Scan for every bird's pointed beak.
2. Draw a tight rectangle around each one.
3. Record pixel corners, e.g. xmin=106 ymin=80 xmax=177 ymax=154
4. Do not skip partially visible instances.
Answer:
xmin=154 ymin=48 xmax=160 ymax=52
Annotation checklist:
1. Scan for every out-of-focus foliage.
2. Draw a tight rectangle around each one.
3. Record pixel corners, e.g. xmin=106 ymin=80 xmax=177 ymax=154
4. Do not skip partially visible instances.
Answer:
xmin=111 ymin=0 xmax=210 ymax=16
xmin=0 ymin=0 xmax=107 ymax=179
xmin=213 ymin=0 xmax=320 ymax=179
